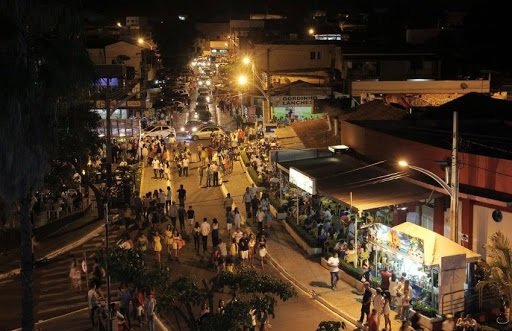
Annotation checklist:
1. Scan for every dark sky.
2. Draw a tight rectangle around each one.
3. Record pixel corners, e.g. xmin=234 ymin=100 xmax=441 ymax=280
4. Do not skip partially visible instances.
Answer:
xmin=83 ymin=0 xmax=481 ymax=19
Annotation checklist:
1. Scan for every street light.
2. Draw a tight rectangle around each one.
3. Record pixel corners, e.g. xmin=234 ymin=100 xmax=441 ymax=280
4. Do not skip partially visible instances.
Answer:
xmin=238 ymin=74 xmax=248 ymax=86
xmin=242 ymin=56 xmax=251 ymax=65
xmin=116 ymin=22 xmax=122 ymax=28
xmin=308 ymin=28 xmax=315 ymax=36
xmin=398 ymin=159 xmax=459 ymax=242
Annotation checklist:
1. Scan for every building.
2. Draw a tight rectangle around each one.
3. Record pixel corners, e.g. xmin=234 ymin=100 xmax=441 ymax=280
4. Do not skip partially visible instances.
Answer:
xmin=336 ymin=94 xmax=512 ymax=259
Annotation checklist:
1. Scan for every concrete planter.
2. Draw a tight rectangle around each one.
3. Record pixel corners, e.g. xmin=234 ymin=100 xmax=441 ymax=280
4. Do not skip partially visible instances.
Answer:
xmin=320 ymin=257 xmax=364 ymax=291
xmin=410 ymin=309 xmax=443 ymax=331
xmin=283 ymin=221 xmax=322 ymax=256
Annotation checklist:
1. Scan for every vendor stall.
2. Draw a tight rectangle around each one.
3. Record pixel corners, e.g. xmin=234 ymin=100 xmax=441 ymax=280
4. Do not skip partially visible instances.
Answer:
xmin=370 ymin=222 xmax=480 ymax=315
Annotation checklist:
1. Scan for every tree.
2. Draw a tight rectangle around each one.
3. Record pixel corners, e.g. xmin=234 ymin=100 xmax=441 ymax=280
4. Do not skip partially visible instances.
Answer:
xmin=1 ymin=1 xmax=94 ymax=329
xmin=476 ymin=231 xmax=512 ymax=321
xmin=106 ymin=247 xmax=296 ymax=330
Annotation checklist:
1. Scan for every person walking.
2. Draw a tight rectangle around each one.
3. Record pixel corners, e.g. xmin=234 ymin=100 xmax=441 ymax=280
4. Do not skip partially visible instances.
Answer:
xmin=327 ymin=252 xmax=340 ymax=290
xmin=224 ymin=193 xmax=233 ymax=214
xmin=153 ymin=231 xmax=163 ymax=265
xmin=177 ymin=184 xmax=186 ymax=207
xmin=164 ymin=224 xmax=174 ymax=257
xmin=251 ymin=195 xmax=260 ymax=224
xmin=233 ymin=207 xmax=241 ymax=229
xmin=182 ymin=157 xmax=189 ymax=176
xmin=178 ymin=205 xmax=186 ymax=232
xmin=383 ymin=291 xmax=392 ymax=331
xmin=168 ymin=201 xmax=178 ymax=229
xmin=69 ymin=256 xmax=82 ymax=291
xmin=373 ymin=287 xmax=385 ymax=329
xmin=212 ymin=218 xmax=220 ymax=247
xmin=243 ymin=187 xmax=252 ymax=219
xmin=198 ymin=165 xmax=204 ymax=187
xmin=144 ymin=291 xmax=156 ymax=331
xmin=172 ymin=230 xmax=184 ymax=260
xmin=256 ymin=207 xmax=265 ymax=234
xmin=200 ymin=217 xmax=211 ymax=254
xmin=206 ymin=164 xmax=212 ymax=187
xmin=238 ymin=232 xmax=249 ymax=268
xmin=193 ymin=222 xmax=201 ymax=254
xmin=88 ymin=283 xmax=99 ymax=328
xmin=248 ymin=233 xmax=256 ymax=268
xmin=226 ymin=209 xmax=234 ymax=235
xmin=187 ymin=205 xmax=195 ymax=231
xmin=165 ymin=186 xmax=172 ymax=214
xmin=258 ymin=234 xmax=267 ymax=271
xmin=212 ymin=162 xmax=219 ymax=186
xmin=118 ymin=285 xmax=132 ymax=329
xmin=359 ymin=282 xmax=373 ymax=324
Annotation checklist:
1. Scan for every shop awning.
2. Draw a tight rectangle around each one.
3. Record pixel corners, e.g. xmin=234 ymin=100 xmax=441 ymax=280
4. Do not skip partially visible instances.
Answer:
xmin=393 ymin=222 xmax=480 ymax=266
xmin=278 ymin=154 xmax=440 ymax=211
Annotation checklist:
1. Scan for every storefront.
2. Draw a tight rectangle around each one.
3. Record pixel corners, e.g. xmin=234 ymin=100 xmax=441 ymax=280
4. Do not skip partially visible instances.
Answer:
xmin=370 ymin=222 xmax=480 ymax=315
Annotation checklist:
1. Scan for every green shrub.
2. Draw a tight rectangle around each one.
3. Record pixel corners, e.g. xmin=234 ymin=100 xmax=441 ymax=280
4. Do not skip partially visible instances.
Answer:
xmin=268 ymin=194 xmax=286 ymax=213
xmin=339 ymin=259 xmax=364 ymax=280
xmin=412 ymin=301 xmax=438 ymax=318
xmin=286 ymin=220 xmax=319 ymax=248
xmin=240 ymin=150 xmax=250 ymax=166
xmin=247 ymin=166 xmax=263 ymax=187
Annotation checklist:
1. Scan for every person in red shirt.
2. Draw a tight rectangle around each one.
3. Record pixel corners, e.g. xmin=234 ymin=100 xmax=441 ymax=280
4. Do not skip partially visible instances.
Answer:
xmin=380 ymin=267 xmax=392 ymax=291
xmin=368 ymin=309 xmax=379 ymax=331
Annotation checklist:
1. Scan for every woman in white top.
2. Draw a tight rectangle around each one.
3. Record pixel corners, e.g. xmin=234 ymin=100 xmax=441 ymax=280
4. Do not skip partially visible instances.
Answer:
xmin=389 ymin=272 xmax=398 ymax=309
xmin=383 ymin=291 xmax=392 ymax=331
xmin=233 ymin=208 xmax=241 ymax=228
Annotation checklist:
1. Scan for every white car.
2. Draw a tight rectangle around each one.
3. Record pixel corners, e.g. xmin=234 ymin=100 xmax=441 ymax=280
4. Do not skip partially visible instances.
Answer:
xmin=189 ymin=125 xmax=225 ymax=141
xmin=142 ymin=125 xmax=176 ymax=138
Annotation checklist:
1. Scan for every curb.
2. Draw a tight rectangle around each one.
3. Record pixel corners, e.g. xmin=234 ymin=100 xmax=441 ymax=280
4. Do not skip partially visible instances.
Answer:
xmin=0 ymin=221 xmax=105 ymax=281
xmin=221 ymin=150 xmax=358 ymax=329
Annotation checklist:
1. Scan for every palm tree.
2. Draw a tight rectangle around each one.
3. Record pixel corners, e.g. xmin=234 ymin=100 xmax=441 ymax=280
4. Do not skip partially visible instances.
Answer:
xmin=1 ymin=1 xmax=94 ymax=330
xmin=476 ymin=231 xmax=512 ymax=321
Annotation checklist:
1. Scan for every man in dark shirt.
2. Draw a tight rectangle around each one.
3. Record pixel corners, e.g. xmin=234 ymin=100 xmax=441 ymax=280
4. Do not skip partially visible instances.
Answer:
xmin=238 ymin=233 xmax=250 ymax=268
xmin=177 ymin=184 xmax=186 ymax=207
xmin=359 ymin=282 xmax=373 ymax=323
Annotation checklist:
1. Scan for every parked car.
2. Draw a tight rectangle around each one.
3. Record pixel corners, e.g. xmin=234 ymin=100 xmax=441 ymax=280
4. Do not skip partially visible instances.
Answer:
xmin=188 ymin=124 xmax=224 ymax=141
xmin=142 ymin=125 xmax=176 ymax=138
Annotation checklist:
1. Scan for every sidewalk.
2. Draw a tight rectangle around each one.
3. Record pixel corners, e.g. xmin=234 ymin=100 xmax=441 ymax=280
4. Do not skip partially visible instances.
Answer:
xmin=0 ymin=201 xmax=102 ymax=279
xmin=221 ymin=150 xmax=403 ymax=330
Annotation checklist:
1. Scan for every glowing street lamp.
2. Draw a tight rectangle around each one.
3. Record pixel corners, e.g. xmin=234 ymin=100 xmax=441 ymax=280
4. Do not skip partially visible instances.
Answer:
xmin=238 ymin=74 xmax=248 ymax=86
xmin=116 ymin=22 xmax=122 ymax=28
xmin=398 ymin=159 xmax=459 ymax=242
xmin=242 ymin=56 xmax=251 ymax=65
xmin=137 ymin=37 xmax=144 ymax=45
xmin=308 ymin=28 xmax=315 ymax=36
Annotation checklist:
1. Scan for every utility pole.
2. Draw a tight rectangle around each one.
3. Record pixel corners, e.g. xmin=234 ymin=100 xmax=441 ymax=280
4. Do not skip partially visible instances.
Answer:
xmin=449 ymin=111 xmax=459 ymax=243
xmin=104 ymin=202 xmax=112 ymax=331
xmin=105 ymin=78 xmax=113 ymax=188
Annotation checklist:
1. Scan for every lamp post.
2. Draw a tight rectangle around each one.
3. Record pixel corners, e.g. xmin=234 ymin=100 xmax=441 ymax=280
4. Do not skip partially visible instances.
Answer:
xmin=237 ymin=73 xmax=271 ymax=125
xmin=398 ymin=159 xmax=459 ymax=242
xmin=398 ymin=111 xmax=459 ymax=243
xmin=240 ymin=57 xmax=272 ymax=124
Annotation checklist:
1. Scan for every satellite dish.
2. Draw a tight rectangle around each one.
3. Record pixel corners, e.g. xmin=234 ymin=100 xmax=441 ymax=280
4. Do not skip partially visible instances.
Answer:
xmin=492 ymin=209 xmax=503 ymax=222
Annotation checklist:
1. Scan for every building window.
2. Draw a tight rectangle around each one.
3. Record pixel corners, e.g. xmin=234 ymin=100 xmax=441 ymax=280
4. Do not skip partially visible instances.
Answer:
xmin=317 ymin=51 xmax=321 ymax=59
xmin=310 ymin=51 xmax=316 ymax=60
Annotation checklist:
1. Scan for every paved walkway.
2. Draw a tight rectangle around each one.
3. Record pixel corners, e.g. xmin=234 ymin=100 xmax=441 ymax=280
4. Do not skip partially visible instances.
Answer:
xmin=222 ymin=147 xmax=404 ymax=330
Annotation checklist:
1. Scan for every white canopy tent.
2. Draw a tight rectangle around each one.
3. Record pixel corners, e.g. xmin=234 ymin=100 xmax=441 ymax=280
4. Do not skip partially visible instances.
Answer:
xmin=393 ymin=222 xmax=480 ymax=266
